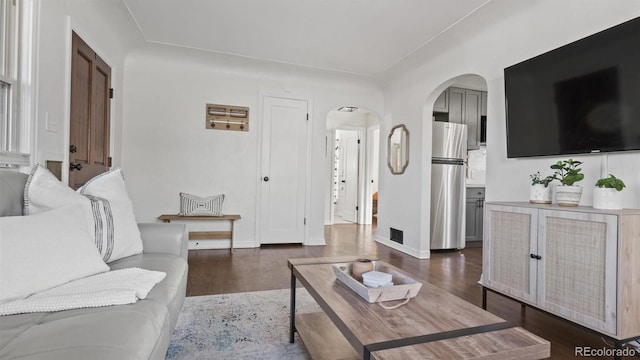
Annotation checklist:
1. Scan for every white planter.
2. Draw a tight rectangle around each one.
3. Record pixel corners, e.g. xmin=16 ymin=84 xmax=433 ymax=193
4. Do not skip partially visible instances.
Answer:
xmin=593 ymin=188 xmax=623 ymax=210
xmin=556 ymin=185 xmax=583 ymax=207
xmin=529 ymin=184 xmax=552 ymax=204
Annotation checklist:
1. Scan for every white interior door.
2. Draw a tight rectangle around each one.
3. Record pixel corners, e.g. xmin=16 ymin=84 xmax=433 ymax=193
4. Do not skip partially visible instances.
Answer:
xmin=338 ymin=130 xmax=359 ymax=223
xmin=260 ymin=96 xmax=308 ymax=244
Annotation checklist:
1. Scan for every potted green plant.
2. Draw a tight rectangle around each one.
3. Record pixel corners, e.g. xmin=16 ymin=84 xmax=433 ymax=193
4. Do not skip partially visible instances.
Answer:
xmin=529 ymin=171 xmax=556 ymax=204
xmin=593 ymin=174 xmax=625 ymax=210
xmin=550 ymin=159 xmax=585 ymax=206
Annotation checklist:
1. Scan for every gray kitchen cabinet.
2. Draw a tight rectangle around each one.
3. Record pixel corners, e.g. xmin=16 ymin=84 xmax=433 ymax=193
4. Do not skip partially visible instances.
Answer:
xmin=465 ymin=90 xmax=481 ymax=150
xmin=448 ymin=88 xmax=465 ymax=124
xmin=481 ymin=91 xmax=488 ymax=116
xmin=447 ymin=87 xmax=481 ymax=149
xmin=433 ymin=89 xmax=449 ymax=112
xmin=465 ymin=187 xmax=484 ymax=247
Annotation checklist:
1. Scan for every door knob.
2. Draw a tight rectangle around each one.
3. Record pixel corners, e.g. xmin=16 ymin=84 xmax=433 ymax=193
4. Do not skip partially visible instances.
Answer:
xmin=263 ymin=176 xmax=269 ymax=182
xmin=70 ymin=163 xmax=83 ymax=171
xmin=69 ymin=145 xmax=77 ymax=153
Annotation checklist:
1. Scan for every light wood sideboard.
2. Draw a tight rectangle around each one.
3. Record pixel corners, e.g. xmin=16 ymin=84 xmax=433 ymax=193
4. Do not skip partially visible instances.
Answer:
xmin=480 ymin=202 xmax=640 ymax=345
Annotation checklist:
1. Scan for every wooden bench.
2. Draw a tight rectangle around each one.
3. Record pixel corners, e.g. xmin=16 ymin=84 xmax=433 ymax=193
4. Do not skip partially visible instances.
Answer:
xmin=158 ymin=214 xmax=241 ymax=254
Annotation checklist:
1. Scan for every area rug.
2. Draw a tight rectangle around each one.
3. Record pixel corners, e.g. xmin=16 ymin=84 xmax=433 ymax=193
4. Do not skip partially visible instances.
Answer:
xmin=166 ymin=288 xmax=322 ymax=359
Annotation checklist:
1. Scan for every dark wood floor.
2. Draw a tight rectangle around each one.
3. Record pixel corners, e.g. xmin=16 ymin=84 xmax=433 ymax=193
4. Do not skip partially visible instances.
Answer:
xmin=187 ymin=224 xmax=619 ymax=359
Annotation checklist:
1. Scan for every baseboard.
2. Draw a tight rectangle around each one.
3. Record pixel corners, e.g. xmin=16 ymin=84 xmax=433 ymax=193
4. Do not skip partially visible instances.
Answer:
xmin=304 ymin=236 xmax=326 ymax=246
xmin=374 ymin=236 xmax=430 ymax=259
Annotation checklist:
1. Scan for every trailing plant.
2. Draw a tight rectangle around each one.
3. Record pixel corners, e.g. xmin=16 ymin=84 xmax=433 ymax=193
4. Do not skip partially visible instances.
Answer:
xmin=595 ymin=174 xmax=626 ymax=191
xmin=530 ymin=172 xmax=556 ymax=187
xmin=551 ymin=159 xmax=584 ymax=186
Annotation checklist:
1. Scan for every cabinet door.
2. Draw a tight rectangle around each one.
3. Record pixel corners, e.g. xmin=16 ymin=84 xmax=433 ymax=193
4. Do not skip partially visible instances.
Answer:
xmin=482 ymin=204 xmax=538 ymax=304
xmin=465 ymin=198 xmax=480 ymax=241
xmin=465 ymin=90 xmax=481 ymax=150
xmin=537 ymin=210 xmax=617 ymax=335
xmin=481 ymin=91 xmax=488 ymax=116
xmin=475 ymin=196 xmax=484 ymax=241
xmin=448 ymin=88 xmax=465 ymax=124
xmin=433 ymin=89 xmax=449 ymax=112
xmin=465 ymin=188 xmax=484 ymax=242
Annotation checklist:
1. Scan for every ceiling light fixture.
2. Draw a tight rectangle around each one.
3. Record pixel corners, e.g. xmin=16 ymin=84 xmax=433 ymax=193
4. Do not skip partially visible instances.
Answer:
xmin=338 ymin=106 xmax=358 ymax=112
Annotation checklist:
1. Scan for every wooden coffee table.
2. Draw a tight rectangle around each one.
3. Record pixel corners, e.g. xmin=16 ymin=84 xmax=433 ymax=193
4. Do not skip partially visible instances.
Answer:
xmin=288 ymin=257 xmax=550 ymax=360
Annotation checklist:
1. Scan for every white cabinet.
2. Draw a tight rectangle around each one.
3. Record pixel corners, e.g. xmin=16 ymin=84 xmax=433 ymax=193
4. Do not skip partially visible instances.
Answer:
xmin=482 ymin=202 xmax=640 ymax=339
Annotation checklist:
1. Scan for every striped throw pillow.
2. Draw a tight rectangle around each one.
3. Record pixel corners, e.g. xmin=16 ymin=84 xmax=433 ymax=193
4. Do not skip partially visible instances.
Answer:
xmin=179 ymin=193 xmax=224 ymax=216
xmin=24 ymin=165 xmax=143 ymax=263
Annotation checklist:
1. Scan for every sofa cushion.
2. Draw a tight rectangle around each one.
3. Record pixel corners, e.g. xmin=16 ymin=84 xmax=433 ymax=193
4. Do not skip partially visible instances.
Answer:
xmin=0 ymin=299 xmax=169 ymax=360
xmin=108 ymin=253 xmax=188 ymax=333
xmin=0 ymin=204 xmax=109 ymax=303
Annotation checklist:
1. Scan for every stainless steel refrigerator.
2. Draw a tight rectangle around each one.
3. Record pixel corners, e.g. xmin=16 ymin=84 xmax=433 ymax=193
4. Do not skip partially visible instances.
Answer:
xmin=430 ymin=122 xmax=467 ymax=250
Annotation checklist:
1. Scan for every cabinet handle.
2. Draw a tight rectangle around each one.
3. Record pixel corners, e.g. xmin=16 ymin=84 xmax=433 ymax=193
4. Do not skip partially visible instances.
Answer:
xmin=529 ymin=254 xmax=542 ymax=260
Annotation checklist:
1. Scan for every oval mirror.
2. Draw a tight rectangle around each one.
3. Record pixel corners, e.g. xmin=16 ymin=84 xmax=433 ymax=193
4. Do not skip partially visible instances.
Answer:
xmin=387 ymin=124 xmax=409 ymax=174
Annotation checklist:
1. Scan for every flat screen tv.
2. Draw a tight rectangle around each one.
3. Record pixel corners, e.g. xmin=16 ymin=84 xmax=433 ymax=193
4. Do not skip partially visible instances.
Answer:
xmin=504 ymin=16 xmax=640 ymax=158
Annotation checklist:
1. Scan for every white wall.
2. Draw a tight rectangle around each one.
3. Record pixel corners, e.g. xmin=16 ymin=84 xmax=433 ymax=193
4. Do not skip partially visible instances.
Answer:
xmin=121 ymin=45 xmax=383 ymax=248
xmin=34 ymin=0 xmax=144 ymax=178
xmin=378 ymin=0 xmax=640 ymax=258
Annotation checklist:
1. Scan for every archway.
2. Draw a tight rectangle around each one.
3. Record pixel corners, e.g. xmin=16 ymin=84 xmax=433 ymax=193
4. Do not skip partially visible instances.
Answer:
xmin=427 ymin=74 xmax=488 ymax=250
xmin=325 ymin=107 xmax=381 ymax=225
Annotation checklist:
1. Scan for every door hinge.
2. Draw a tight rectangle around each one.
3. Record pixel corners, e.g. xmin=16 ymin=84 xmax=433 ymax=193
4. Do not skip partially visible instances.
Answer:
xmin=356 ymin=206 xmax=359 ymax=211
xmin=109 ymin=88 xmax=114 ymax=99
xmin=108 ymin=157 xmax=112 ymax=167
xmin=304 ymin=218 xmax=306 ymax=225
xmin=306 ymin=113 xmax=309 ymax=121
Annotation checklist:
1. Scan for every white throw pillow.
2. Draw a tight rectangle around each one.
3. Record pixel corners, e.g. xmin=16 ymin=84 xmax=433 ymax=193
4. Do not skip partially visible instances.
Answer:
xmin=179 ymin=192 xmax=225 ymax=216
xmin=24 ymin=165 xmax=143 ymax=263
xmin=23 ymin=164 xmax=85 ymax=215
xmin=78 ymin=168 xmax=143 ymax=262
xmin=0 ymin=204 xmax=109 ymax=304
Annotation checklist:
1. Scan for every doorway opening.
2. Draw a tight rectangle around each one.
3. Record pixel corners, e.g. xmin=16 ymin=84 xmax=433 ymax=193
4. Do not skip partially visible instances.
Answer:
xmin=325 ymin=108 xmax=380 ymax=226
xmin=428 ymin=74 xmax=488 ymax=251
xmin=69 ymin=32 xmax=112 ymax=189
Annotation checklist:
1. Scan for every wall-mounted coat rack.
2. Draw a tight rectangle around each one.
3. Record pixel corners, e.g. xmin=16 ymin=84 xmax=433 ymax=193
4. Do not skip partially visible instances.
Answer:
xmin=206 ymin=104 xmax=249 ymax=131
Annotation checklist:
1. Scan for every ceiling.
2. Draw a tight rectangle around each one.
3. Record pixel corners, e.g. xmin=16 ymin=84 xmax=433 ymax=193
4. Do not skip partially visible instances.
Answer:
xmin=123 ymin=0 xmax=490 ymax=77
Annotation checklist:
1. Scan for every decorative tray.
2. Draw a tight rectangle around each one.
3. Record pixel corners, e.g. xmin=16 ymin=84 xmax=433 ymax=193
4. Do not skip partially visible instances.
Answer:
xmin=332 ymin=261 xmax=422 ymax=303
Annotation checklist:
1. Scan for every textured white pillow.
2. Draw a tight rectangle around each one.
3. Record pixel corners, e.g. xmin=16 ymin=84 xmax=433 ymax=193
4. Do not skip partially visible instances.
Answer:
xmin=179 ymin=192 xmax=225 ymax=216
xmin=0 ymin=204 xmax=109 ymax=304
xmin=23 ymin=164 xmax=85 ymax=215
xmin=24 ymin=165 xmax=143 ymax=263
xmin=78 ymin=168 xmax=143 ymax=262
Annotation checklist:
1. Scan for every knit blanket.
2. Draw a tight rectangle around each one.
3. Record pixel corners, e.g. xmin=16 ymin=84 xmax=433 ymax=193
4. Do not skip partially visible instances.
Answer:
xmin=0 ymin=268 xmax=166 ymax=316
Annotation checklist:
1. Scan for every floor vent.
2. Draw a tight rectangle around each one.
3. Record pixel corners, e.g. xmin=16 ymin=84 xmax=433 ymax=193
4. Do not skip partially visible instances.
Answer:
xmin=390 ymin=228 xmax=403 ymax=244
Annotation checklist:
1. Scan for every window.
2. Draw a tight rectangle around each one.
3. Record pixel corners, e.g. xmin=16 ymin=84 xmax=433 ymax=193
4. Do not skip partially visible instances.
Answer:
xmin=0 ymin=0 xmax=30 ymax=167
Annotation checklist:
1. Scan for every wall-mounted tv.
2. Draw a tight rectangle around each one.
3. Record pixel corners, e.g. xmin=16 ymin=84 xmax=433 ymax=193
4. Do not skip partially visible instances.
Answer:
xmin=505 ymin=16 xmax=640 ymax=158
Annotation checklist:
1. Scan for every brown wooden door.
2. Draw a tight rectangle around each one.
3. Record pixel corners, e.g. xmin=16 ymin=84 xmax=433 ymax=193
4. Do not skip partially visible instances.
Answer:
xmin=69 ymin=32 xmax=111 ymax=189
